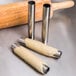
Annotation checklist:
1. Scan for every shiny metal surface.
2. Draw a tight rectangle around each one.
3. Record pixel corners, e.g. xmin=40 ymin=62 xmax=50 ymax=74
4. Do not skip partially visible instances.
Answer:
xmin=0 ymin=0 xmax=76 ymax=76
xmin=28 ymin=1 xmax=35 ymax=39
xmin=42 ymin=4 xmax=50 ymax=44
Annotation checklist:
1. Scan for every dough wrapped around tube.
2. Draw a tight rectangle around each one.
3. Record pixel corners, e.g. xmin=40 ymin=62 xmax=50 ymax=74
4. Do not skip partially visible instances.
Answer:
xmin=18 ymin=38 xmax=62 ymax=59
xmin=11 ymin=43 xmax=50 ymax=74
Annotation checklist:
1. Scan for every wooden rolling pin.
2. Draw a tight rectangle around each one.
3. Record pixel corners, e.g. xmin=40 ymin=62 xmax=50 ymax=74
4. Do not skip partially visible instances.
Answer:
xmin=12 ymin=44 xmax=49 ymax=74
xmin=18 ymin=38 xmax=62 ymax=59
xmin=0 ymin=0 xmax=74 ymax=29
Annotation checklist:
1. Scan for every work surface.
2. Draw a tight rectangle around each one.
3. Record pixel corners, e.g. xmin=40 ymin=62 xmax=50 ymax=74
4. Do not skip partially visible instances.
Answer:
xmin=0 ymin=0 xmax=76 ymax=76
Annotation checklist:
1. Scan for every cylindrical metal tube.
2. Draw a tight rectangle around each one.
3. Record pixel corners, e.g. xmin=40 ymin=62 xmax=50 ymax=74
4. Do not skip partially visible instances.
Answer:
xmin=28 ymin=1 xmax=35 ymax=39
xmin=42 ymin=4 xmax=50 ymax=45
xmin=11 ymin=44 xmax=50 ymax=74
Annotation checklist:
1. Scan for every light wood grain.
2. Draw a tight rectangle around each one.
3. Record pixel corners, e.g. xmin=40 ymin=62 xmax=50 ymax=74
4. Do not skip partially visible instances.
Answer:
xmin=0 ymin=0 xmax=74 ymax=29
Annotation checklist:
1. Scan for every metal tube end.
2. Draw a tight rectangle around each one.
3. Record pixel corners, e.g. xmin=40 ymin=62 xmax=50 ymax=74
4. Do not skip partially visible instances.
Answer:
xmin=53 ymin=50 xmax=62 ymax=59
xmin=42 ymin=64 xmax=50 ymax=74
xmin=18 ymin=38 xmax=25 ymax=44
xmin=28 ymin=1 xmax=35 ymax=5
xmin=11 ymin=43 xmax=20 ymax=49
xmin=17 ymin=38 xmax=26 ymax=47
xmin=43 ymin=4 xmax=50 ymax=8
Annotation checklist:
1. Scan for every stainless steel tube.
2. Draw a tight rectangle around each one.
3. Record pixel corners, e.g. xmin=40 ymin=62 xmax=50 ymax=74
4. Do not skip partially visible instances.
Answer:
xmin=42 ymin=4 xmax=50 ymax=44
xmin=28 ymin=1 xmax=35 ymax=40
